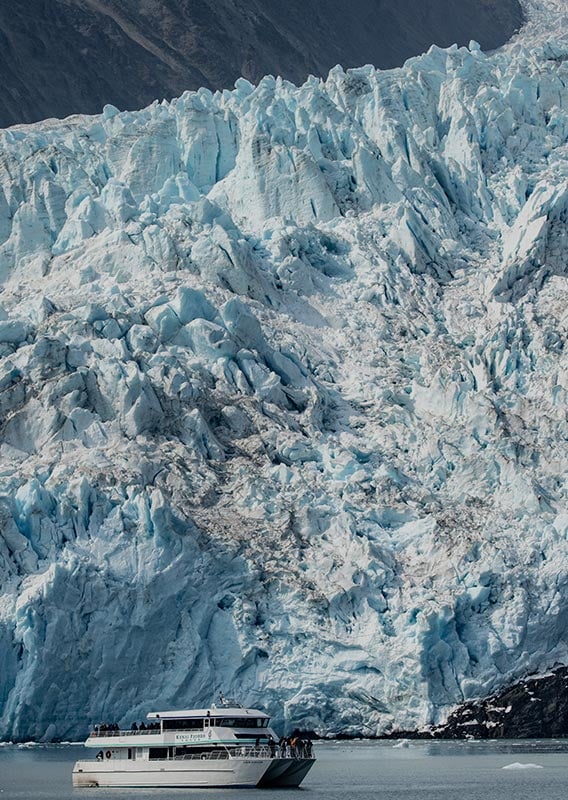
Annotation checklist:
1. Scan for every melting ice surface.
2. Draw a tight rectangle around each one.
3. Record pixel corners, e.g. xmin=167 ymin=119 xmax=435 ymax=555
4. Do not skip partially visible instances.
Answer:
xmin=1 ymin=0 xmax=568 ymax=742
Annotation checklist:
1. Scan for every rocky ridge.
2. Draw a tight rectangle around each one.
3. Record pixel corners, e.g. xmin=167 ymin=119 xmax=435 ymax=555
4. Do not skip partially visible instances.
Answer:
xmin=0 ymin=0 xmax=523 ymax=128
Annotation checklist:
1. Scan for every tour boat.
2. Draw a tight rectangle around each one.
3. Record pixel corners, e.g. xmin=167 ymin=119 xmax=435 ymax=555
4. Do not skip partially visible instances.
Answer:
xmin=72 ymin=698 xmax=315 ymax=788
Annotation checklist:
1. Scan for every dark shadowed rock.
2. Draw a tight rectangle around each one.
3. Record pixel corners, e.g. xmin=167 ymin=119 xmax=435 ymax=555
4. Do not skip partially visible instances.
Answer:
xmin=388 ymin=668 xmax=568 ymax=739
xmin=0 ymin=0 xmax=523 ymax=128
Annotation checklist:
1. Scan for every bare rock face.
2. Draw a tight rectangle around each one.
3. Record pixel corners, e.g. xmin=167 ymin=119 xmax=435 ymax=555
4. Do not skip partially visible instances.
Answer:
xmin=439 ymin=669 xmax=568 ymax=738
xmin=391 ymin=669 xmax=568 ymax=738
xmin=0 ymin=0 xmax=523 ymax=128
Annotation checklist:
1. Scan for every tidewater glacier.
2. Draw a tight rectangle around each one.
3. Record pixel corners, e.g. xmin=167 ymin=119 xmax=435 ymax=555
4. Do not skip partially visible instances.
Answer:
xmin=1 ymin=0 xmax=568 ymax=740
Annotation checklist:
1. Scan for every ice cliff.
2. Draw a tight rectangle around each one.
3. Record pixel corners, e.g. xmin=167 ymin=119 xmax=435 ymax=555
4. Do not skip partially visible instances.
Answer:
xmin=2 ymin=6 xmax=568 ymax=740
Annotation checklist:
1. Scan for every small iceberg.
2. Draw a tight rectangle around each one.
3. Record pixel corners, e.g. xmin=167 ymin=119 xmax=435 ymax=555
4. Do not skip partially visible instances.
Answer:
xmin=502 ymin=762 xmax=543 ymax=770
xmin=392 ymin=739 xmax=413 ymax=749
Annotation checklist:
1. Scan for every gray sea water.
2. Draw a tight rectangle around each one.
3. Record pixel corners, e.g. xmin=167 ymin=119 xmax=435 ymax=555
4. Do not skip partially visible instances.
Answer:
xmin=0 ymin=740 xmax=567 ymax=800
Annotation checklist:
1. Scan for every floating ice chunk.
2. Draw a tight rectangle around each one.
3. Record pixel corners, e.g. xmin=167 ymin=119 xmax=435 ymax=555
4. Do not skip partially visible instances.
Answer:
xmin=502 ymin=763 xmax=544 ymax=770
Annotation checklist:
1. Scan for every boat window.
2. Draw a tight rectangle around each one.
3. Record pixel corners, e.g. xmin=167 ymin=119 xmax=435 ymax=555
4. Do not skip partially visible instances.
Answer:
xmin=149 ymin=747 xmax=169 ymax=760
xmin=163 ymin=718 xmax=204 ymax=730
xmin=174 ymin=745 xmax=218 ymax=758
xmin=215 ymin=717 xmax=268 ymax=728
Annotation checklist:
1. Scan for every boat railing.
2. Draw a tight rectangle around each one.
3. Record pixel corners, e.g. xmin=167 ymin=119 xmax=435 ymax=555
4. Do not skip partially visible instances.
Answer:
xmin=87 ymin=735 xmax=313 ymax=759
xmin=175 ymin=746 xmax=305 ymax=761
xmin=89 ymin=729 xmax=160 ymax=738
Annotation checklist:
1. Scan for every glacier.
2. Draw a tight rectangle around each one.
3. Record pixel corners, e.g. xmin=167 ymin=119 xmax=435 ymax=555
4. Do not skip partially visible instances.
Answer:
xmin=2 ymin=1 xmax=568 ymax=741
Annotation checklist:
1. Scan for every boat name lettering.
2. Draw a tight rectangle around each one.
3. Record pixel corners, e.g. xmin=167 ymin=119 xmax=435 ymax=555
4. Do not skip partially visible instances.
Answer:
xmin=174 ymin=732 xmax=203 ymax=742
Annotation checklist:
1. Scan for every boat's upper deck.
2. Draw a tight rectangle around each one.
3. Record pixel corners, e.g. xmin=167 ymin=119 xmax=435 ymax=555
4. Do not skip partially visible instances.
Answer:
xmin=148 ymin=707 xmax=269 ymax=723
xmin=87 ymin=706 xmax=274 ymax=747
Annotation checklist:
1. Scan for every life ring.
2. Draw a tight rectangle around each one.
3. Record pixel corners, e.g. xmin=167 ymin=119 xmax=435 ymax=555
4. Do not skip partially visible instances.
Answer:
xmin=105 ymin=750 xmax=112 ymax=760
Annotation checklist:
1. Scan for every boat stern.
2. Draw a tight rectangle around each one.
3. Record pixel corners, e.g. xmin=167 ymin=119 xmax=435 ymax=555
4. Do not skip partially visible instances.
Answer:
xmin=257 ymin=757 xmax=316 ymax=787
xmin=72 ymin=760 xmax=100 ymax=787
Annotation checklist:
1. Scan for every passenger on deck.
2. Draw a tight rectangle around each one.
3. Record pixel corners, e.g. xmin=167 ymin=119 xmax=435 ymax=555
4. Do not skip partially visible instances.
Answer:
xmin=131 ymin=722 xmax=138 ymax=731
xmin=140 ymin=722 xmax=146 ymax=730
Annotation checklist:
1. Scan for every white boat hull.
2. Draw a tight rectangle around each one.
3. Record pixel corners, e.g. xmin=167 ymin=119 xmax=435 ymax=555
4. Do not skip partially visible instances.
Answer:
xmin=258 ymin=757 xmax=316 ymax=787
xmin=72 ymin=756 xmax=314 ymax=788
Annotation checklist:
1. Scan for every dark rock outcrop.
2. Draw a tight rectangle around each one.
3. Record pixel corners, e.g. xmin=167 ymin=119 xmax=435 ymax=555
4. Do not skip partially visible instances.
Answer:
xmin=389 ymin=668 xmax=568 ymax=739
xmin=0 ymin=0 xmax=524 ymax=128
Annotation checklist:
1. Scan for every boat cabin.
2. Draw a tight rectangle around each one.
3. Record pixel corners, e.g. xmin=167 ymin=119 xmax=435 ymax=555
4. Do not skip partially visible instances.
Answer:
xmin=87 ymin=705 xmax=277 ymax=763
xmin=149 ymin=707 xmax=270 ymax=731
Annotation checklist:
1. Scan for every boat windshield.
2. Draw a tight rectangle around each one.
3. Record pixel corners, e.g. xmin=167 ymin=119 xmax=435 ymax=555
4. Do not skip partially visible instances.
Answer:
xmin=163 ymin=719 xmax=204 ymax=730
xmin=160 ymin=716 xmax=269 ymax=730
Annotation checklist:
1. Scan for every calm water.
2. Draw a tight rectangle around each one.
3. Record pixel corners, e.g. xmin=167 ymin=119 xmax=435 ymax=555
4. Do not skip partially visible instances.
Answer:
xmin=1 ymin=740 xmax=567 ymax=800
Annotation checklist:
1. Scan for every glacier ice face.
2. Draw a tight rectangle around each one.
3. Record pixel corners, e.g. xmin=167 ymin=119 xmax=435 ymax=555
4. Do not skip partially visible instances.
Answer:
xmin=2 ymin=16 xmax=568 ymax=740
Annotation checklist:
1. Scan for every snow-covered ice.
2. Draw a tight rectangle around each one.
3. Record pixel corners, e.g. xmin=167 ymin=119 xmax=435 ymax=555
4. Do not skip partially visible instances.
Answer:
xmin=1 ymin=0 xmax=568 ymax=741
xmin=508 ymin=0 xmax=568 ymax=49
xmin=501 ymin=762 xmax=544 ymax=770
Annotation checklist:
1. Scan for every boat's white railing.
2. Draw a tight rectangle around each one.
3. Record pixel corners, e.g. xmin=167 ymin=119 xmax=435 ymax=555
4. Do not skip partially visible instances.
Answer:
xmin=174 ymin=746 xmax=269 ymax=760
xmin=175 ymin=745 xmax=308 ymax=761
xmin=89 ymin=729 xmax=160 ymax=738
xmin=87 ymin=735 xmax=314 ymax=759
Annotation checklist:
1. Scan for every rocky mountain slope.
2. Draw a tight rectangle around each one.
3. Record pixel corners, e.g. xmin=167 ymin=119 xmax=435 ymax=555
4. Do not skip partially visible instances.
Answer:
xmin=390 ymin=667 xmax=568 ymax=738
xmin=0 ymin=0 xmax=523 ymax=128
xmin=1 ymin=1 xmax=568 ymax=742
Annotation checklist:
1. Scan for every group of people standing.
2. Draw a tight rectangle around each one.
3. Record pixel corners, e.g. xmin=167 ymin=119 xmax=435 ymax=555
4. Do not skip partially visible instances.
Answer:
xmin=130 ymin=721 xmax=160 ymax=731
xmin=265 ymin=735 xmax=313 ymax=758
xmin=93 ymin=723 xmax=119 ymax=734
xmin=93 ymin=721 xmax=161 ymax=734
